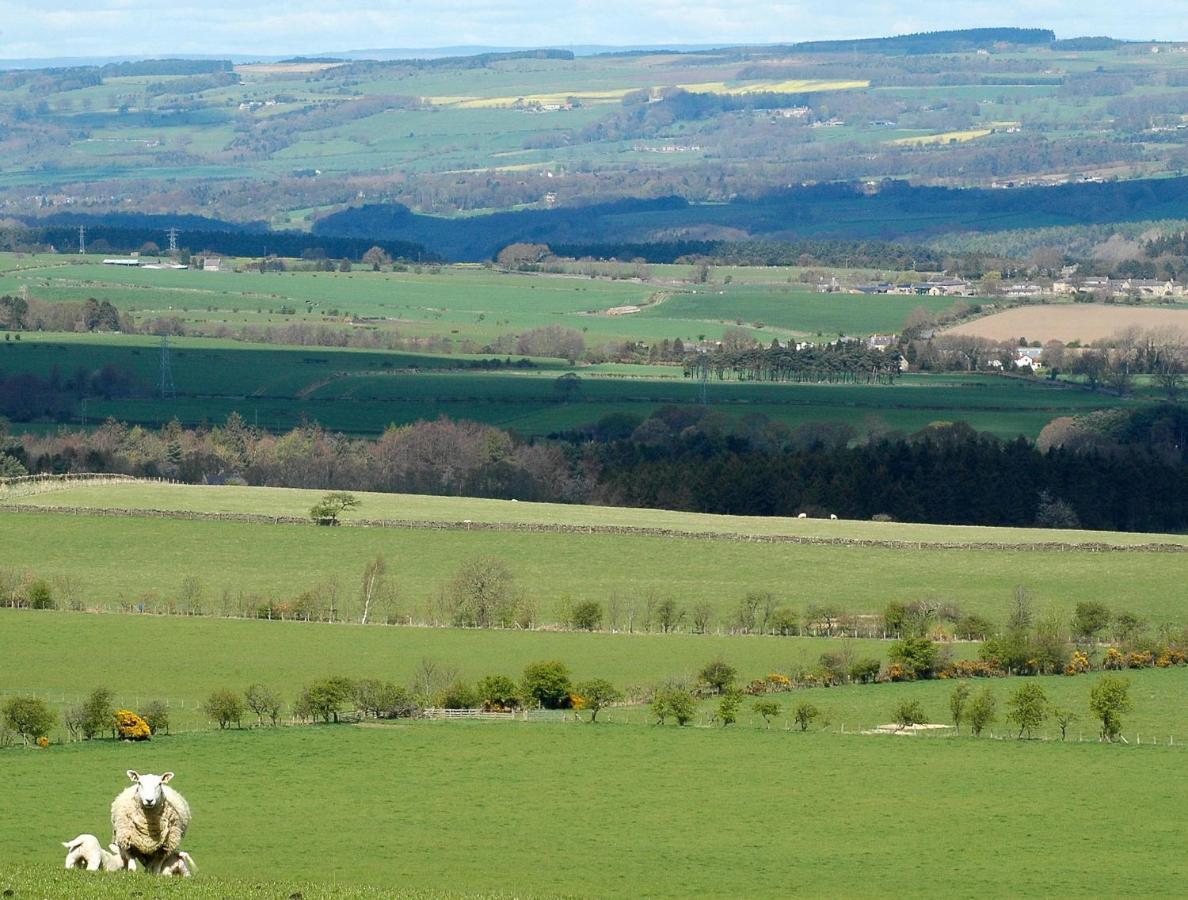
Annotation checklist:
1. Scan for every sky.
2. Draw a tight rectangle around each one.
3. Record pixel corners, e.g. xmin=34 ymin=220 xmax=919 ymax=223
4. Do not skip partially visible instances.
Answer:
xmin=0 ymin=1 xmax=1185 ymax=60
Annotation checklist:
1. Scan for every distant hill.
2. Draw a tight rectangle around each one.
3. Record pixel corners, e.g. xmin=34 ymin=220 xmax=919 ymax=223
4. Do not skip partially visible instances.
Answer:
xmin=789 ymin=27 xmax=1057 ymax=54
xmin=313 ymin=175 xmax=1188 ymax=261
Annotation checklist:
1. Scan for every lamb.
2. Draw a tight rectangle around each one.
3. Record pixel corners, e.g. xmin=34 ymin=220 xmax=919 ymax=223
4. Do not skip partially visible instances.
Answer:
xmin=62 ymin=833 xmax=131 ymax=872
xmin=111 ymin=770 xmax=191 ymax=870
xmin=150 ymin=849 xmax=197 ymax=877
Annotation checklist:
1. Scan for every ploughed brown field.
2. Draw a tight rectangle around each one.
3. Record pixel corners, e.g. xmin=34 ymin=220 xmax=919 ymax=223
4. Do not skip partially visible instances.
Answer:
xmin=945 ymin=304 xmax=1188 ymax=343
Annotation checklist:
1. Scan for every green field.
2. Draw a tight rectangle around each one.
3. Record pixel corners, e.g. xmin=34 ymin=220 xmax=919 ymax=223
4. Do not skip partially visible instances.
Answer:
xmin=2 ymin=492 xmax=1185 ymax=624
xmin=3 ymin=719 xmax=1184 ymax=897
xmin=1 ymin=327 xmax=1146 ymax=439
xmin=14 ymin=481 xmax=1186 ymax=547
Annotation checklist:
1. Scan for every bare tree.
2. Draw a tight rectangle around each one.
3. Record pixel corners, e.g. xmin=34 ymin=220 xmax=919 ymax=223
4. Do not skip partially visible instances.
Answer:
xmin=359 ymin=555 xmax=387 ymax=625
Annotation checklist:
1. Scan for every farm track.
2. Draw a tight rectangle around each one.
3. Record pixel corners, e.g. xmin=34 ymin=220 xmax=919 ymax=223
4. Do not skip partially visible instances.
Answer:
xmin=3 ymin=502 xmax=1184 ymax=553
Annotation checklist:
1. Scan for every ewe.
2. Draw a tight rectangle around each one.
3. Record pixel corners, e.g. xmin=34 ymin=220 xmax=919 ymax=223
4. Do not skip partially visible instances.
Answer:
xmin=111 ymin=770 xmax=191 ymax=870
xmin=62 ymin=834 xmax=128 ymax=871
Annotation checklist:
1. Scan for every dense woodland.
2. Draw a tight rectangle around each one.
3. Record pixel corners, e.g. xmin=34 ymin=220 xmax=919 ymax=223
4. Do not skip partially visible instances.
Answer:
xmin=4 ymin=404 xmax=1187 ymax=532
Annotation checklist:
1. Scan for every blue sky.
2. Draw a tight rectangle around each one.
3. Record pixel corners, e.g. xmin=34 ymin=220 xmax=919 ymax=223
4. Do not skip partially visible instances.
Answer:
xmin=0 ymin=1 xmax=1184 ymax=59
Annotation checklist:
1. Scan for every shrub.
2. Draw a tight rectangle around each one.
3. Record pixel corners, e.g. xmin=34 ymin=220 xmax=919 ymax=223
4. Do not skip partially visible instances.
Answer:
xmin=294 ymin=677 xmax=355 ymax=724
xmin=698 ymin=658 xmax=737 ymax=695
xmin=1006 ymin=683 xmax=1048 ymax=738
xmin=793 ymin=701 xmax=820 ymax=732
xmin=967 ymin=688 xmax=997 ymax=737
xmin=574 ymin=678 xmax=622 ymax=722
xmin=522 ymin=660 xmax=573 ymax=709
xmin=78 ymin=687 xmax=115 ymax=740
xmin=1071 ymin=601 xmax=1111 ymax=640
xmin=1089 ymin=674 xmax=1132 ymax=742
xmin=717 ymin=692 xmax=742 ymax=726
xmin=848 ymin=657 xmax=882 ymax=684
xmin=203 ymin=689 xmax=245 ymax=729
xmin=437 ymin=681 xmax=478 ymax=709
xmin=1102 ymin=647 xmax=1125 ymax=670
xmin=1064 ymin=650 xmax=1091 ymax=675
xmin=652 ymin=687 xmax=696 ymax=725
xmin=475 ymin=675 xmax=521 ymax=711
xmin=2 ymin=696 xmax=57 ymax=745
xmin=27 ymin=579 xmax=54 ymax=610
xmin=308 ymin=491 xmax=359 ymax=525
xmin=769 ymin=607 xmax=799 ymax=635
xmin=940 ymin=659 xmax=1006 ymax=679
xmin=888 ymin=636 xmax=939 ymax=679
xmin=139 ymin=700 xmax=170 ymax=735
xmin=893 ymin=698 xmax=927 ymax=730
xmin=753 ymin=699 xmax=781 ymax=727
xmin=244 ymin=683 xmax=284 ymax=725
xmin=570 ymin=600 xmax=603 ymax=631
xmin=114 ymin=709 xmax=151 ymax=741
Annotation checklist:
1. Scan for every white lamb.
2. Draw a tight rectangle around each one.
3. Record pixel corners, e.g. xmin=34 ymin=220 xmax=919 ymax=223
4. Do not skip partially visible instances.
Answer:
xmin=111 ymin=770 xmax=191 ymax=871
xmin=62 ymin=833 xmax=131 ymax=871
xmin=150 ymin=849 xmax=198 ymax=877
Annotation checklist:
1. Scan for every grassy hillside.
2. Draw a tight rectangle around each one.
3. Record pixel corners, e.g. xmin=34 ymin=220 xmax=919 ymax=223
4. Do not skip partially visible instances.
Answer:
xmin=1 ymin=495 xmax=1183 ymax=622
xmin=12 ymin=481 xmax=1188 ymax=547
xmin=3 ymin=724 xmax=1183 ymax=897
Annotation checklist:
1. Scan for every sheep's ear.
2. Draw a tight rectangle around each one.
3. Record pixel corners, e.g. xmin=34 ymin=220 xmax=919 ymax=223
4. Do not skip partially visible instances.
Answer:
xmin=126 ymin=770 xmax=140 ymax=782
xmin=161 ymin=772 xmax=174 ymax=783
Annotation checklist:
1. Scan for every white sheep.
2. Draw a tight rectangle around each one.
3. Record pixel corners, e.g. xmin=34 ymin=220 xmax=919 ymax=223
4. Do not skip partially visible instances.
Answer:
xmin=150 ymin=849 xmax=197 ymax=877
xmin=62 ymin=833 xmax=131 ymax=871
xmin=111 ymin=770 xmax=191 ymax=871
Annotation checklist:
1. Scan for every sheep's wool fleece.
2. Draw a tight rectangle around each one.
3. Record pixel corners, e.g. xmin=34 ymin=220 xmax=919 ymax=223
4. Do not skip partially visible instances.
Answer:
xmin=111 ymin=786 xmax=191 ymax=856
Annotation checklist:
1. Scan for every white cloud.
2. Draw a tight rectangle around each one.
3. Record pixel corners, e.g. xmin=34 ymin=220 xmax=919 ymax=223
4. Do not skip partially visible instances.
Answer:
xmin=0 ymin=1 xmax=1184 ymax=59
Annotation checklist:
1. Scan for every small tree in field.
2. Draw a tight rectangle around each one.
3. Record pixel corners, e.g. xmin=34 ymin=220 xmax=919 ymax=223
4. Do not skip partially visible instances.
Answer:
xmin=570 ymin=600 xmax=603 ymax=631
xmin=521 ymin=660 xmax=572 ymax=709
xmin=575 ymin=679 xmax=622 ymax=723
xmin=2 ymin=696 xmax=56 ymax=745
xmin=698 ymin=658 xmax=737 ymax=695
xmin=968 ymin=688 xmax=997 ymax=737
xmin=793 ymin=701 xmax=820 ymax=732
xmin=1007 ymin=683 xmax=1048 ymax=738
xmin=309 ymin=492 xmax=360 ymax=525
xmin=893 ymin=698 xmax=927 ymax=730
xmin=203 ymin=689 xmax=244 ymax=729
xmin=949 ymin=681 xmax=972 ymax=735
xmin=1089 ymin=675 xmax=1132 ymax=742
xmin=1052 ymin=707 xmax=1078 ymax=741
xmin=652 ymin=687 xmax=695 ymax=725
xmin=753 ymin=699 xmax=781 ymax=728
xmin=245 ymin=683 xmax=283 ymax=726
xmin=717 ymin=692 xmax=741 ymax=726
xmin=140 ymin=700 xmax=170 ymax=736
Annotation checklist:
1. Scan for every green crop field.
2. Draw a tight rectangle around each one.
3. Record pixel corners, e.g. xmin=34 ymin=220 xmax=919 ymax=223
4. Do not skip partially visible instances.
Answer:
xmin=1 ymin=327 xmax=1148 ymax=439
xmin=2 ymin=717 xmax=1184 ymax=897
xmin=0 ymin=254 xmax=956 ymax=345
xmin=641 ymin=284 xmax=956 ymax=336
xmin=2 ymin=492 xmax=1185 ymax=623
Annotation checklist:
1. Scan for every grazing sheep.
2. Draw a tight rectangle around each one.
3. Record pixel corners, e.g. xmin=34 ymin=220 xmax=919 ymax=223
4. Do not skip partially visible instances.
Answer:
xmin=111 ymin=770 xmax=191 ymax=870
xmin=829 ymin=513 xmax=838 ymax=520
xmin=62 ymin=833 xmax=129 ymax=871
xmin=797 ymin=512 xmax=807 ymax=519
xmin=151 ymin=849 xmax=197 ymax=877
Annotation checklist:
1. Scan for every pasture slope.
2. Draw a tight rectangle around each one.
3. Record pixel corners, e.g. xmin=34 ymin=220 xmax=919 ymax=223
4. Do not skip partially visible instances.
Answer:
xmin=2 ymin=713 xmax=1186 ymax=897
xmin=3 ymin=479 xmax=1187 ymax=898
xmin=2 ymin=482 xmax=1187 ymax=622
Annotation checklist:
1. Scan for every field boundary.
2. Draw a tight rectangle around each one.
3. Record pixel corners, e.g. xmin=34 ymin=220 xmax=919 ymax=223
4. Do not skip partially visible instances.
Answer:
xmin=2 ymin=501 xmax=1185 ymax=553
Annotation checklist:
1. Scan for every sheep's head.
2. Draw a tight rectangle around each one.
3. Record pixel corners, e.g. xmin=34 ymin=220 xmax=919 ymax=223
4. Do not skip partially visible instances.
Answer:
xmin=126 ymin=770 xmax=174 ymax=809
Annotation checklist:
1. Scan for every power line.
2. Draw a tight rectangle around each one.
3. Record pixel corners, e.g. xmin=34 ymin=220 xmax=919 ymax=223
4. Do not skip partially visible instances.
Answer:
xmin=78 ymin=225 xmax=86 ymax=255
xmin=166 ymin=227 xmax=179 ymax=255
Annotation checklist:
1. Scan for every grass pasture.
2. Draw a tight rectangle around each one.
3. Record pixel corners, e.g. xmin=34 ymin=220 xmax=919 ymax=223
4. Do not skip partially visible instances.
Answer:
xmin=1 ymin=487 xmax=1185 ymax=623
xmin=2 ymin=721 xmax=1184 ymax=897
